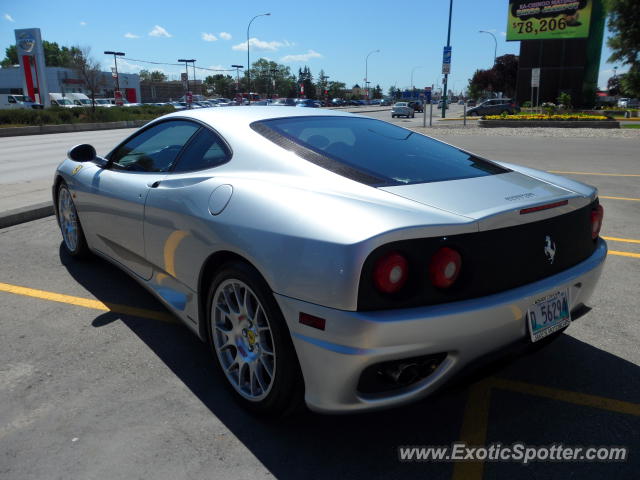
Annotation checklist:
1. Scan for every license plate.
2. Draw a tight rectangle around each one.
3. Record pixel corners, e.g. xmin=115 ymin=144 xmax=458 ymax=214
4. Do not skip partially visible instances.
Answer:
xmin=527 ymin=290 xmax=571 ymax=342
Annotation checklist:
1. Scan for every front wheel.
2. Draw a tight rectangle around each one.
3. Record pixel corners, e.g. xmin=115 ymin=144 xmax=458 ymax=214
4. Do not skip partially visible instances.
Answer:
xmin=207 ymin=261 xmax=304 ymax=416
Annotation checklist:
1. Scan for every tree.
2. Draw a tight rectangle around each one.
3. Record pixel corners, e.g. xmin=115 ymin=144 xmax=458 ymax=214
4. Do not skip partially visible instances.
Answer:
xmin=249 ymin=58 xmax=296 ymax=97
xmin=372 ymin=84 xmax=383 ymax=99
xmin=467 ymin=54 xmax=518 ymax=100
xmin=327 ymin=81 xmax=346 ymax=99
xmin=69 ymin=46 xmax=105 ymax=112
xmin=139 ymin=69 xmax=167 ymax=82
xmin=1 ymin=41 xmax=81 ymax=67
xmin=605 ymin=0 xmax=640 ymax=97
xmin=204 ymin=74 xmax=236 ymax=98
xmin=297 ymin=66 xmax=316 ymax=98
xmin=607 ymin=75 xmax=623 ymax=96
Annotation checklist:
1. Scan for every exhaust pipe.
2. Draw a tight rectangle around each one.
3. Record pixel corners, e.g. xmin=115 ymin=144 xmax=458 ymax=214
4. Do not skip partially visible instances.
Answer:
xmin=381 ymin=363 xmax=421 ymax=386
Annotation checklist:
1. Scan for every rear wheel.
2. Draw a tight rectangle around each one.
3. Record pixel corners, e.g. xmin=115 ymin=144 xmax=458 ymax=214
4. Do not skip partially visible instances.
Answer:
xmin=207 ymin=261 xmax=304 ymax=416
xmin=56 ymin=183 xmax=90 ymax=258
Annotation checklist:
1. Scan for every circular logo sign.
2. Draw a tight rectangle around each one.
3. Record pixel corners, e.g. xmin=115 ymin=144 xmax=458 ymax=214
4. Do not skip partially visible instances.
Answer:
xmin=18 ymin=32 xmax=36 ymax=54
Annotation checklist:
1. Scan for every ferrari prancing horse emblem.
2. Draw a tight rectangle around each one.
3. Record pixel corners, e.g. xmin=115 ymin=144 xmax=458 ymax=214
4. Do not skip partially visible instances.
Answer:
xmin=544 ymin=235 xmax=556 ymax=264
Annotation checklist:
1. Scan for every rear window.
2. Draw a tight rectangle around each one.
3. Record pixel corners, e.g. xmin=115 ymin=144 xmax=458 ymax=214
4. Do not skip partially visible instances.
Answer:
xmin=251 ymin=116 xmax=508 ymax=186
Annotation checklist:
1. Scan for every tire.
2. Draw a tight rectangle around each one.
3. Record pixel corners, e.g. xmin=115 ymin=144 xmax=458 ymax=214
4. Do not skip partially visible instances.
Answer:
xmin=206 ymin=261 xmax=304 ymax=416
xmin=56 ymin=183 xmax=90 ymax=258
xmin=411 ymin=112 xmax=415 ymax=118
xmin=392 ymin=114 xmax=396 ymax=118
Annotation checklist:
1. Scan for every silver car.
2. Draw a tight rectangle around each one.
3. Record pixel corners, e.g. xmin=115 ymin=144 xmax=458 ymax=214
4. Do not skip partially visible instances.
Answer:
xmin=391 ymin=101 xmax=415 ymax=118
xmin=53 ymin=107 xmax=606 ymax=415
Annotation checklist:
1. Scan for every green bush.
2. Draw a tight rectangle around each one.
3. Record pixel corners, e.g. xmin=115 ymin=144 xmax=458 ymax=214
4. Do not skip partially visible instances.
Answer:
xmin=0 ymin=105 xmax=175 ymax=127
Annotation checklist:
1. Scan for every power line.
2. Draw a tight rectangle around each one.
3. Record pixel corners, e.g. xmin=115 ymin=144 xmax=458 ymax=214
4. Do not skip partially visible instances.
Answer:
xmin=121 ymin=56 xmax=235 ymax=72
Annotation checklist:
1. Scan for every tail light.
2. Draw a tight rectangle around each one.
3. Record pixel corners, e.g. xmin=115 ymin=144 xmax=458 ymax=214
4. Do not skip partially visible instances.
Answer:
xmin=373 ymin=252 xmax=408 ymax=294
xmin=429 ymin=247 xmax=462 ymax=288
xmin=591 ymin=204 xmax=604 ymax=239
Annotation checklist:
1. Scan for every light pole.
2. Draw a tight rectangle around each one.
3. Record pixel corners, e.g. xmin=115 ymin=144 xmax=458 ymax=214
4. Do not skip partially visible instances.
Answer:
xmin=246 ymin=12 xmax=271 ymax=104
xmin=231 ymin=64 xmax=243 ymax=99
xmin=104 ymin=51 xmax=124 ymax=102
xmin=364 ymin=49 xmax=380 ymax=101
xmin=479 ymin=30 xmax=497 ymax=66
xmin=178 ymin=59 xmax=196 ymax=107
xmin=441 ymin=0 xmax=453 ymax=118
xmin=411 ymin=66 xmax=423 ymax=96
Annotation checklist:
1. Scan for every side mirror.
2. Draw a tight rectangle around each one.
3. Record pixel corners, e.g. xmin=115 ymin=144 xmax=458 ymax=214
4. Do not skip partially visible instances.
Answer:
xmin=68 ymin=144 xmax=97 ymax=162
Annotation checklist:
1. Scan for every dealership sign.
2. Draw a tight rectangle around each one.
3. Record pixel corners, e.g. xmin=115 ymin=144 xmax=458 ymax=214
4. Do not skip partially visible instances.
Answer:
xmin=15 ymin=28 xmax=50 ymax=107
xmin=506 ymin=0 xmax=592 ymax=41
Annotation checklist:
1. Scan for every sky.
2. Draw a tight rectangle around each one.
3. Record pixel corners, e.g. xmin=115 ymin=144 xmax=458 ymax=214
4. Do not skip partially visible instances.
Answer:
xmin=0 ymin=0 xmax=623 ymax=94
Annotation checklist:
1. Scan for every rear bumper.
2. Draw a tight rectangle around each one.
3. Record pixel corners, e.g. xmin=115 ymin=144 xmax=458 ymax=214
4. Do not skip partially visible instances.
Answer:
xmin=275 ymin=239 xmax=607 ymax=414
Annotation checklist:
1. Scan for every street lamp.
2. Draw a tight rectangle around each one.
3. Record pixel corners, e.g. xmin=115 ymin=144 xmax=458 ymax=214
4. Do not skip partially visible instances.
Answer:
xmin=246 ymin=12 xmax=271 ymax=104
xmin=411 ymin=66 xmax=423 ymax=94
xmin=231 ymin=65 xmax=243 ymax=99
xmin=178 ymin=59 xmax=196 ymax=107
xmin=104 ymin=51 xmax=124 ymax=102
xmin=441 ymin=0 xmax=453 ymax=118
xmin=478 ymin=30 xmax=497 ymax=66
xmin=364 ymin=49 xmax=380 ymax=101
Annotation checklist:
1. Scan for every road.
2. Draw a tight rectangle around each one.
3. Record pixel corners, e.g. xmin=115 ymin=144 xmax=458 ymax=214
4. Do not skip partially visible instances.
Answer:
xmin=0 ymin=117 xmax=639 ymax=479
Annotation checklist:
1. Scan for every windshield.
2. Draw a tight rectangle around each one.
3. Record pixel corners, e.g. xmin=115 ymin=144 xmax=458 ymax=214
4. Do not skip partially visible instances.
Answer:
xmin=252 ymin=116 xmax=508 ymax=186
xmin=14 ymin=95 xmax=33 ymax=102
xmin=57 ymin=99 xmax=73 ymax=105
xmin=96 ymin=99 xmax=109 ymax=104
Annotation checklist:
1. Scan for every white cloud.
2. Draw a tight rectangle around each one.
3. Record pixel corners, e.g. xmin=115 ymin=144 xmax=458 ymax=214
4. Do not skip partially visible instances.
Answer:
xmin=80 ymin=21 xmax=87 ymax=26
xmin=3 ymin=13 xmax=15 ymax=22
xmin=202 ymin=32 xmax=217 ymax=42
xmin=124 ymin=32 xmax=140 ymax=39
xmin=207 ymin=65 xmax=228 ymax=71
xmin=280 ymin=50 xmax=323 ymax=63
xmin=219 ymin=32 xmax=232 ymax=40
xmin=232 ymin=37 xmax=286 ymax=52
xmin=149 ymin=25 xmax=172 ymax=38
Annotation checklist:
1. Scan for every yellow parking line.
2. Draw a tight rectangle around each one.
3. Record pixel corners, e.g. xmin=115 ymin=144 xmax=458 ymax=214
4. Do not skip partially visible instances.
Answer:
xmin=452 ymin=379 xmax=493 ymax=480
xmin=548 ymin=171 xmax=640 ymax=177
xmin=602 ymin=236 xmax=640 ymax=244
xmin=490 ymin=378 xmax=640 ymax=417
xmin=454 ymin=377 xmax=640 ymax=480
xmin=609 ymin=250 xmax=640 ymax=259
xmin=0 ymin=282 xmax=176 ymax=323
xmin=600 ymin=195 xmax=640 ymax=202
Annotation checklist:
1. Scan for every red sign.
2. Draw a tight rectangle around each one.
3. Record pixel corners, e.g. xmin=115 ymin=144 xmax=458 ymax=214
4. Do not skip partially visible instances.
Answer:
xmin=186 ymin=92 xmax=193 ymax=104
xmin=114 ymin=90 xmax=124 ymax=106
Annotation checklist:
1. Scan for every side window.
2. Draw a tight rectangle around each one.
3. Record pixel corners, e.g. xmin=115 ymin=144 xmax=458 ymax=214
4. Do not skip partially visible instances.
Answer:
xmin=172 ymin=128 xmax=231 ymax=172
xmin=8 ymin=96 xmax=16 ymax=103
xmin=109 ymin=120 xmax=200 ymax=172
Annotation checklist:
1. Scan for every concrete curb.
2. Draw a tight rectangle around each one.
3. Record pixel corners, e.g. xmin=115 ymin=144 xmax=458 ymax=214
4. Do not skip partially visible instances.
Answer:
xmin=0 ymin=120 xmax=150 ymax=137
xmin=478 ymin=119 xmax=620 ymax=129
xmin=0 ymin=201 xmax=55 ymax=229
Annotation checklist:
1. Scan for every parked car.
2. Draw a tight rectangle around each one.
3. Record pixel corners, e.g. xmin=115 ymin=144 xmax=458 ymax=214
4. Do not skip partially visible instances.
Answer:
xmin=54 ymin=107 xmax=606 ymax=415
xmin=467 ymin=98 xmax=520 ymax=116
xmin=617 ymin=98 xmax=630 ymax=108
xmin=392 ymin=102 xmax=415 ymax=118
xmin=296 ymin=99 xmax=319 ymax=108
xmin=466 ymin=100 xmax=477 ymax=107
xmin=272 ymin=98 xmax=297 ymax=106
xmin=408 ymin=101 xmax=424 ymax=113
xmin=50 ymin=93 xmax=77 ymax=108
xmin=93 ymin=98 xmax=114 ymax=108
xmin=437 ymin=100 xmax=449 ymax=110
xmin=380 ymin=98 xmax=392 ymax=106
xmin=331 ymin=98 xmax=346 ymax=106
xmin=0 ymin=93 xmax=43 ymax=110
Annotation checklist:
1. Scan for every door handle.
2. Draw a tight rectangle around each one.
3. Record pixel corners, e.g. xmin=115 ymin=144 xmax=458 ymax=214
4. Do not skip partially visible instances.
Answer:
xmin=149 ymin=181 xmax=161 ymax=188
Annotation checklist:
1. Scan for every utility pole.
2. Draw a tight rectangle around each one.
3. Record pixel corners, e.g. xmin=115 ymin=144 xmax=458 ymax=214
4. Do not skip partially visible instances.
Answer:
xmin=178 ymin=59 xmax=196 ymax=107
xmin=104 ymin=51 xmax=124 ymax=104
xmin=232 ymin=65 xmax=243 ymax=100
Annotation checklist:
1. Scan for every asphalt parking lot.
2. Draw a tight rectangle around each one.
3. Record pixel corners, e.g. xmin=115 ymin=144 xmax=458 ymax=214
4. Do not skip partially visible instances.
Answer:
xmin=1 ymin=125 xmax=639 ymax=479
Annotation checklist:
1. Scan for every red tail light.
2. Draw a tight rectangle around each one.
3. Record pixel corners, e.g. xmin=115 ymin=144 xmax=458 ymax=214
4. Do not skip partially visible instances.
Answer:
xmin=591 ymin=204 xmax=604 ymax=239
xmin=429 ymin=247 xmax=462 ymax=288
xmin=373 ymin=252 xmax=408 ymax=293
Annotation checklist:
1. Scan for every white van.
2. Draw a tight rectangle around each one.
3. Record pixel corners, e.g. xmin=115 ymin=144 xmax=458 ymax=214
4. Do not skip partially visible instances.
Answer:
xmin=49 ymin=93 xmax=77 ymax=108
xmin=0 ymin=94 xmax=43 ymax=110
xmin=68 ymin=93 xmax=93 ymax=107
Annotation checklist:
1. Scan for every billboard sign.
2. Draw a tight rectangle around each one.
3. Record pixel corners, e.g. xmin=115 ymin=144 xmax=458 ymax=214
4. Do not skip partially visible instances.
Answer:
xmin=531 ymin=68 xmax=541 ymax=87
xmin=506 ymin=0 xmax=592 ymax=41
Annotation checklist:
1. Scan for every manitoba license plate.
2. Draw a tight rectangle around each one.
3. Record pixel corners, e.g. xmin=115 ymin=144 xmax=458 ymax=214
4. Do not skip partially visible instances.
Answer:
xmin=527 ymin=290 xmax=571 ymax=342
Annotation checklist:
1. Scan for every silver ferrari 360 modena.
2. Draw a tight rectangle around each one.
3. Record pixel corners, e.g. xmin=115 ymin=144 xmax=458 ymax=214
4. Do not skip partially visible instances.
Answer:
xmin=53 ymin=107 xmax=607 ymax=415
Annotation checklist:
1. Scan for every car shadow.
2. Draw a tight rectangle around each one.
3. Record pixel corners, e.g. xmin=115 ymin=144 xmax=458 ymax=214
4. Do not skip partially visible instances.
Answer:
xmin=60 ymin=245 xmax=640 ymax=479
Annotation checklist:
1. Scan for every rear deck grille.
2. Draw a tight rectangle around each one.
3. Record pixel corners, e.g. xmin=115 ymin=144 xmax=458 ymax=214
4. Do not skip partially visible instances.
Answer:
xmin=357 ymin=201 xmax=598 ymax=311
